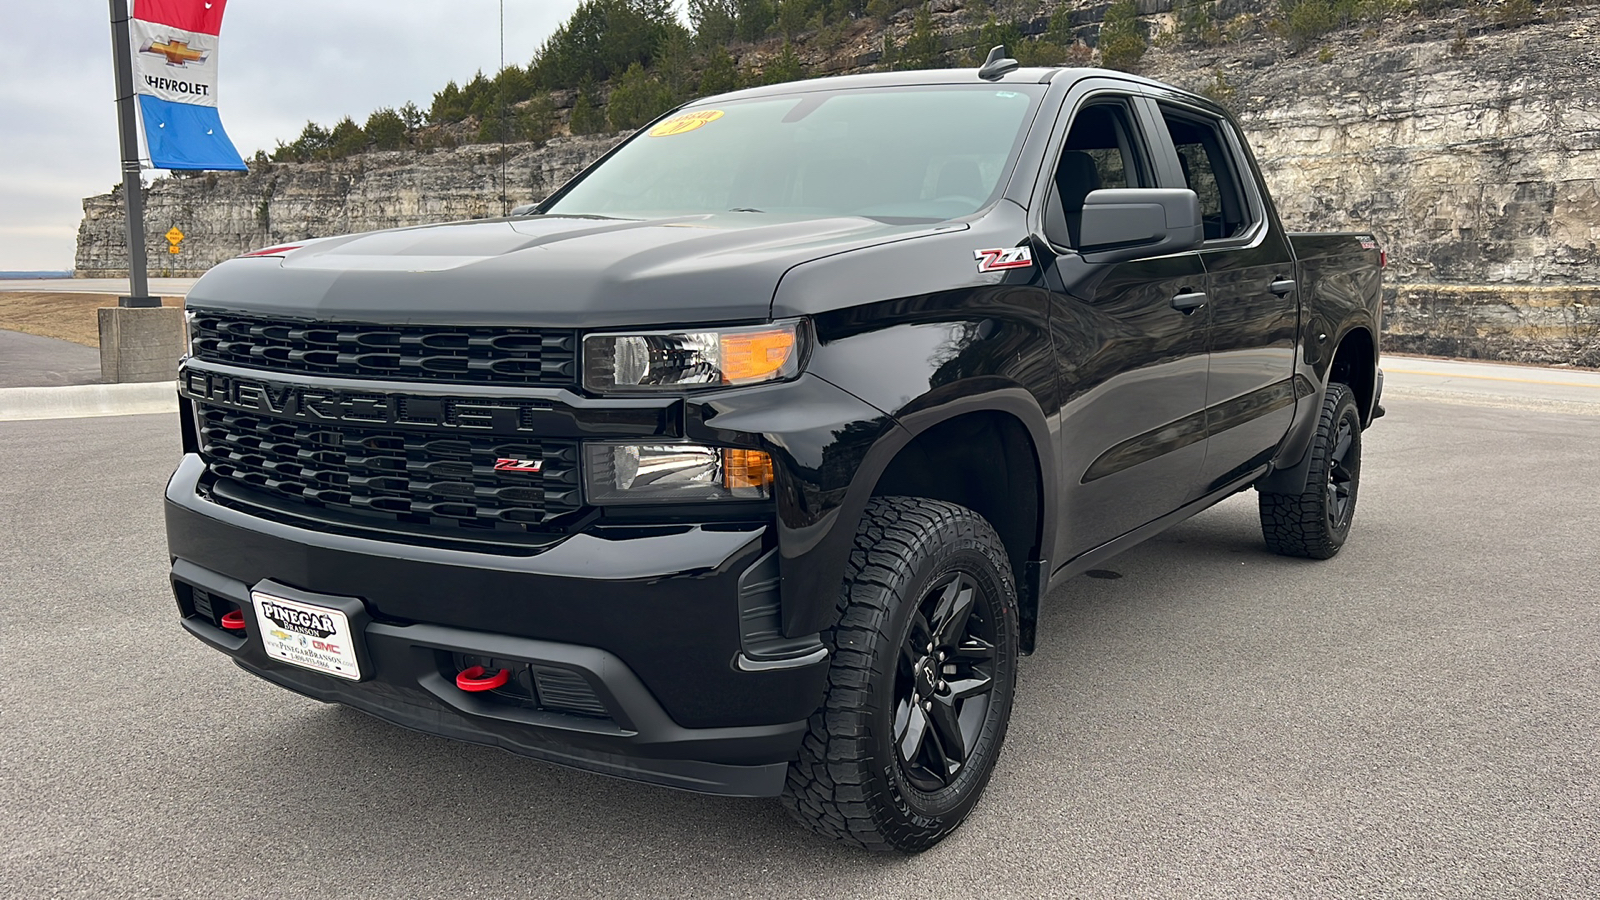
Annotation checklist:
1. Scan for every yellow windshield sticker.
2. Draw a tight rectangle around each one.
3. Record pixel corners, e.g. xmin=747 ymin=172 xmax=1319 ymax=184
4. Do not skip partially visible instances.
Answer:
xmin=649 ymin=109 xmax=724 ymax=137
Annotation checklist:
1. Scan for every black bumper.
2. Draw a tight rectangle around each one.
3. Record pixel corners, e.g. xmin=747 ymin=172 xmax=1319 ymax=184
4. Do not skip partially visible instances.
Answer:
xmin=165 ymin=455 xmax=829 ymax=797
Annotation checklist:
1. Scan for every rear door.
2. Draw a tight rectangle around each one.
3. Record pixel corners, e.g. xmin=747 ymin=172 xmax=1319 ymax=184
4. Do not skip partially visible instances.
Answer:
xmin=1034 ymin=84 xmax=1211 ymax=562
xmin=1149 ymin=99 xmax=1301 ymax=492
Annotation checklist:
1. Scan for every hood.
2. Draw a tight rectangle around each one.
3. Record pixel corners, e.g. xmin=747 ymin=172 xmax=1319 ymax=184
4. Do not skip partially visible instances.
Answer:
xmin=186 ymin=213 xmax=966 ymax=328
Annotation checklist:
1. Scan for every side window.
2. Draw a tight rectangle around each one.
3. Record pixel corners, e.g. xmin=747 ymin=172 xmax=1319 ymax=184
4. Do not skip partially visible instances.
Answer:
xmin=1159 ymin=108 xmax=1253 ymax=241
xmin=1046 ymin=101 xmax=1148 ymax=249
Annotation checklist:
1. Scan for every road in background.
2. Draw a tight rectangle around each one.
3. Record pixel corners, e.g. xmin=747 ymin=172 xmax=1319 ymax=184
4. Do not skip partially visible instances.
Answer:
xmin=0 ymin=277 xmax=198 ymax=296
xmin=1385 ymin=354 xmax=1600 ymax=414
xmin=1 ymin=388 xmax=1597 ymax=898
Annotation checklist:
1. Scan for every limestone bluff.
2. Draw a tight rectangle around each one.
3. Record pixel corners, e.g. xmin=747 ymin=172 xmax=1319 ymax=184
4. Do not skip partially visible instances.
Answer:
xmin=75 ymin=3 xmax=1600 ymax=366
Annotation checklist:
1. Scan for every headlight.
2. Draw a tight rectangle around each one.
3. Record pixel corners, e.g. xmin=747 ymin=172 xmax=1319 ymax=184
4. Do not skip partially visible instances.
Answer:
xmin=583 ymin=320 xmax=807 ymax=393
xmin=584 ymin=443 xmax=774 ymax=504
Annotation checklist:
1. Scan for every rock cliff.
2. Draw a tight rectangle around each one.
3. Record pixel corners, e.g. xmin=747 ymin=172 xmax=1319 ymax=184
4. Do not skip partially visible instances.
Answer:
xmin=75 ymin=1 xmax=1600 ymax=365
xmin=75 ymin=134 xmax=627 ymax=276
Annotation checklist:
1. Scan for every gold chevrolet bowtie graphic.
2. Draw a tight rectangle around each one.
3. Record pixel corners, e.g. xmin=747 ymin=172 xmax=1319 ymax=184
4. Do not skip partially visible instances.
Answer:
xmin=144 ymin=38 xmax=208 ymax=67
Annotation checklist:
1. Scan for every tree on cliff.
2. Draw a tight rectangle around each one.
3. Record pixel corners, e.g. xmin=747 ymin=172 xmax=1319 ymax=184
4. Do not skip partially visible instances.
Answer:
xmin=608 ymin=63 xmax=676 ymax=129
xmin=569 ymin=83 xmax=608 ymax=135
xmin=365 ymin=108 xmax=407 ymax=150
xmin=533 ymin=0 xmax=685 ymax=90
xmin=763 ymin=42 xmax=805 ymax=85
xmin=688 ymin=0 xmax=738 ymax=44
xmin=1098 ymin=0 xmax=1148 ymax=72
xmin=698 ymin=45 xmax=741 ymax=95
xmin=900 ymin=4 xmax=944 ymax=70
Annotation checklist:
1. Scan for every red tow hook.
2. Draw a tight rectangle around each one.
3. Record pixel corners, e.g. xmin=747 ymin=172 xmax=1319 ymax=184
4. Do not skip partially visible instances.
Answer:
xmin=220 ymin=609 xmax=247 ymax=632
xmin=455 ymin=665 xmax=511 ymax=692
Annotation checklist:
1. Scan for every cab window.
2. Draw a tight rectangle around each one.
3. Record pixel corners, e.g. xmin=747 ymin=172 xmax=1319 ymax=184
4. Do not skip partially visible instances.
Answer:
xmin=1159 ymin=108 xmax=1253 ymax=240
xmin=1045 ymin=101 xmax=1150 ymax=249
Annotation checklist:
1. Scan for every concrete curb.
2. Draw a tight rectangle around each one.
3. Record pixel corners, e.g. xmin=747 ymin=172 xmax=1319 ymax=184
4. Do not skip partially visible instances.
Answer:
xmin=0 ymin=382 xmax=178 ymax=421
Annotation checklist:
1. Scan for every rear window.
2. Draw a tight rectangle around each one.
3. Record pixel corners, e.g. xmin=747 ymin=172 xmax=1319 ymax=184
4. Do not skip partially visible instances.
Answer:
xmin=544 ymin=85 xmax=1044 ymax=223
xmin=1160 ymin=108 xmax=1254 ymax=241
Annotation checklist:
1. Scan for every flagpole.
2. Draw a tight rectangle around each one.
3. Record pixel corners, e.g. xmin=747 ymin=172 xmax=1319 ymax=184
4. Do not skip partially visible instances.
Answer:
xmin=109 ymin=0 xmax=157 ymax=308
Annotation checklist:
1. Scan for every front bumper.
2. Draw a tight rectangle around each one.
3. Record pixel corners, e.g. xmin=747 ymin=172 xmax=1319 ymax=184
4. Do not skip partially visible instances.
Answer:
xmin=166 ymin=455 xmax=829 ymax=797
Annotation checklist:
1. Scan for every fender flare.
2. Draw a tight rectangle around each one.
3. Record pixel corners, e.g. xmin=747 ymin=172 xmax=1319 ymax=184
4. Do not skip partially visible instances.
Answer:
xmin=778 ymin=378 xmax=1057 ymax=642
xmin=1257 ymin=324 xmax=1377 ymax=495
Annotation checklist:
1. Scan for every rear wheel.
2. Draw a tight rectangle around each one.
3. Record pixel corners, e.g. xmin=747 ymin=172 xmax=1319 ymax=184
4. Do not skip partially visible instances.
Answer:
xmin=1259 ymin=381 xmax=1363 ymax=559
xmin=781 ymin=497 xmax=1019 ymax=852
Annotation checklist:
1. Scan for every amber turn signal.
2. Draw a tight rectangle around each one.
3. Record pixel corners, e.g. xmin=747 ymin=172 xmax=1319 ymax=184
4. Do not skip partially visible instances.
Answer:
xmin=719 ymin=329 xmax=797 ymax=385
xmin=722 ymin=448 xmax=775 ymax=495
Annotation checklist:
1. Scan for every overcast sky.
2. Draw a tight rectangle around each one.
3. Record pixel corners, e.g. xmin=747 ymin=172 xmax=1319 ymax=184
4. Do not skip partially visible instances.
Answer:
xmin=0 ymin=1 xmax=589 ymax=271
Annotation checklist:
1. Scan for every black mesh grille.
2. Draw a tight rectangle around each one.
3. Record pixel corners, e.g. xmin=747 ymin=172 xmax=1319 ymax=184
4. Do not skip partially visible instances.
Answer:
xmin=189 ymin=310 xmax=578 ymax=387
xmin=197 ymin=404 xmax=582 ymax=533
xmin=533 ymin=667 xmax=610 ymax=717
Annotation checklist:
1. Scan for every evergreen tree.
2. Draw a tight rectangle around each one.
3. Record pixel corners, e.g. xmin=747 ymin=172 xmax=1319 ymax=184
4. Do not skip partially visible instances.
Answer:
xmin=698 ymin=45 xmax=741 ymax=95
xmin=688 ymin=0 xmax=738 ymax=44
xmin=429 ymin=81 xmax=465 ymax=125
xmin=327 ymin=116 xmax=367 ymax=158
xmin=518 ymin=95 xmax=557 ymax=143
xmin=764 ymin=42 xmax=805 ymax=84
xmin=969 ymin=16 xmax=1022 ymax=65
xmin=534 ymin=0 xmax=681 ymax=90
xmin=902 ymin=4 xmax=943 ymax=69
xmin=272 ymin=120 xmax=331 ymax=162
xmin=608 ymin=62 xmax=676 ymax=129
xmin=1098 ymin=0 xmax=1147 ymax=72
xmin=364 ymin=108 xmax=407 ymax=150
xmin=776 ymin=0 xmax=821 ymax=37
xmin=734 ymin=0 xmax=775 ymax=41
xmin=1174 ymin=0 xmax=1219 ymax=45
xmin=1012 ymin=4 xmax=1080 ymax=66
xmin=569 ymin=83 xmax=608 ymax=134
xmin=655 ymin=26 xmax=696 ymax=100
xmin=878 ymin=30 xmax=897 ymax=71
xmin=398 ymin=102 xmax=423 ymax=132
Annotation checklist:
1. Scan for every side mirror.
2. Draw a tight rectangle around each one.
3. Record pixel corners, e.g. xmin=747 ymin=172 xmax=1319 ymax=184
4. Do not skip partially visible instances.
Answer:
xmin=1077 ymin=188 xmax=1204 ymax=264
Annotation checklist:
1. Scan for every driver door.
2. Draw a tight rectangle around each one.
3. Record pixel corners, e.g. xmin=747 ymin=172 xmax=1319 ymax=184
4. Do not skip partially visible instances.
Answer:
xmin=1037 ymin=91 xmax=1212 ymax=562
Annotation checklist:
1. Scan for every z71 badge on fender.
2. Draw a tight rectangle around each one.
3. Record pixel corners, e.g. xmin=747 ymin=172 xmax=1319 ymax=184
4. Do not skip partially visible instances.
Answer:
xmin=974 ymin=246 xmax=1032 ymax=272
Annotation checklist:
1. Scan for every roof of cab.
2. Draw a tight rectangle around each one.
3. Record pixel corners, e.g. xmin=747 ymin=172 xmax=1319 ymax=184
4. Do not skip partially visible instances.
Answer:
xmin=685 ymin=66 xmax=1196 ymax=106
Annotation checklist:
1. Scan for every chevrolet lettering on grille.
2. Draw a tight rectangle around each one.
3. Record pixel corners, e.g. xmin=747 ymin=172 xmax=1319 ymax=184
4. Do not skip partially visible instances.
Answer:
xmin=182 ymin=370 xmax=553 ymax=433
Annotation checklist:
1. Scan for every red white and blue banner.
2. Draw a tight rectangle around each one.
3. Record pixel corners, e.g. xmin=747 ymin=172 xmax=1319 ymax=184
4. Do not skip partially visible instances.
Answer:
xmin=131 ymin=0 xmax=246 ymax=170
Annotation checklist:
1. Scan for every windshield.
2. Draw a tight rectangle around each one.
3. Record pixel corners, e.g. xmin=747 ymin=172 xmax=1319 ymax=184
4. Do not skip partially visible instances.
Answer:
xmin=543 ymin=85 xmax=1045 ymax=222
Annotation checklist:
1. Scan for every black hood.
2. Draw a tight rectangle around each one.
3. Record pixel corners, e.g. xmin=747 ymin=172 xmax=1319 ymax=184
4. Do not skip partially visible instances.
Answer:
xmin=186 ymin=213 xmax=965 ymax=328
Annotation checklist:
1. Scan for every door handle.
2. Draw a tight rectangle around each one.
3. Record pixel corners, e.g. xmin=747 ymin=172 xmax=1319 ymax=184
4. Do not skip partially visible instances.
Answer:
xmin=1171 ymin=290 xmax=1208 ymax=314
xmin=1269 ymin=278 xmax=1297 ymax=296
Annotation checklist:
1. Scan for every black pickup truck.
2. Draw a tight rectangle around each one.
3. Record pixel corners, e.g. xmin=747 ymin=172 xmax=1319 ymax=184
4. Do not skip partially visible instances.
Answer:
xmin=166 ymin=55 xmax=1383 ymax=852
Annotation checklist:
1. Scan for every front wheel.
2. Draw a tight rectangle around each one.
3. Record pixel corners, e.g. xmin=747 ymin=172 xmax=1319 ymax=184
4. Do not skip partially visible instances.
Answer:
xmin=1259 ymin=381 xmax=1363 ymax=559
xmin=781 ymin=497 xmax=1019 ymax=852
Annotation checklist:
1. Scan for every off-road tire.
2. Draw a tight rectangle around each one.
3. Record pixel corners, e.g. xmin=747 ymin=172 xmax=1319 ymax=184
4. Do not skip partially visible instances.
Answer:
xmin=781 ymin=497 xmax=1019 ymax=853
xmin=1259 ymin=381 xmax=1363 ymax=559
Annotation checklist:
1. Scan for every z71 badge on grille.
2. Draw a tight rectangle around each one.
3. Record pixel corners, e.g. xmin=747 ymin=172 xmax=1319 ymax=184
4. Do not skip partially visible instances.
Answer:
xmin=974 ymin=246 xmax=1032 ymax=273
xmin=494 ymin=458 xmax=543 ymax=473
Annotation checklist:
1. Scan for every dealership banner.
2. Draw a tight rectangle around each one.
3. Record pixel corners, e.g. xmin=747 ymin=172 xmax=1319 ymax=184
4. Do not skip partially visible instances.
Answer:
xmin=131 ymin=0 xmax=246 ymax=170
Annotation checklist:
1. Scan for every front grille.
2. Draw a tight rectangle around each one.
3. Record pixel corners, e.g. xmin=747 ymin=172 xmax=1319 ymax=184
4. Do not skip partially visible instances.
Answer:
xmin=197 ymin=404 xmax=582 ymax=534
xmin=189 ymin=310 xmax=578 ymax=387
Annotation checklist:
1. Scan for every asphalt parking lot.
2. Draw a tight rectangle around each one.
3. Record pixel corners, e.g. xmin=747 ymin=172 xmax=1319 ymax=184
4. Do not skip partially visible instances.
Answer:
xmin=2 ymin=391 xmax=1597 ymax=898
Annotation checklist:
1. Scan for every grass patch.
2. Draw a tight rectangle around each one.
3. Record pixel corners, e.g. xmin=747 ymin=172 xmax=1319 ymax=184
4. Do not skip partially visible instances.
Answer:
xmin=0 ymin=292 xmax=183 ymax=347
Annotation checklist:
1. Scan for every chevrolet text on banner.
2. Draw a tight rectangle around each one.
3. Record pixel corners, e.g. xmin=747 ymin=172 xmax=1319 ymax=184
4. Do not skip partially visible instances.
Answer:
xmin=131 ymin=0 xmax=245 ymax=170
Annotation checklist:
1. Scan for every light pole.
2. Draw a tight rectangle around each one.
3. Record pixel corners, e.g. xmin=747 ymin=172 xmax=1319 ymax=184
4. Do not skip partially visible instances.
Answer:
xmin=108 ymin=0 xmax=158 ymax=307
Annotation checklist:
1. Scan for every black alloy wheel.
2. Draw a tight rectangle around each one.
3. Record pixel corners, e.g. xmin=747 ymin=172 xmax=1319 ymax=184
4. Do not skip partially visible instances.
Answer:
xmin=892 ymin=572 xmax=998 ymax=793
xmin=1325 ymin=408 xmax=1358 ymax=531
xmin=1259 ymin=381 xmax=1363 ymax=559
xmin=782 ymin=497 xmax=1018 ymax=853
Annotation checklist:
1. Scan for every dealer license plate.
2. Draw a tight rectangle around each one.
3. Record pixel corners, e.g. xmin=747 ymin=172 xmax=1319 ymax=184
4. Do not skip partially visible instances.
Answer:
xmin=251 ymin=590 xmax=362 ymax=681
